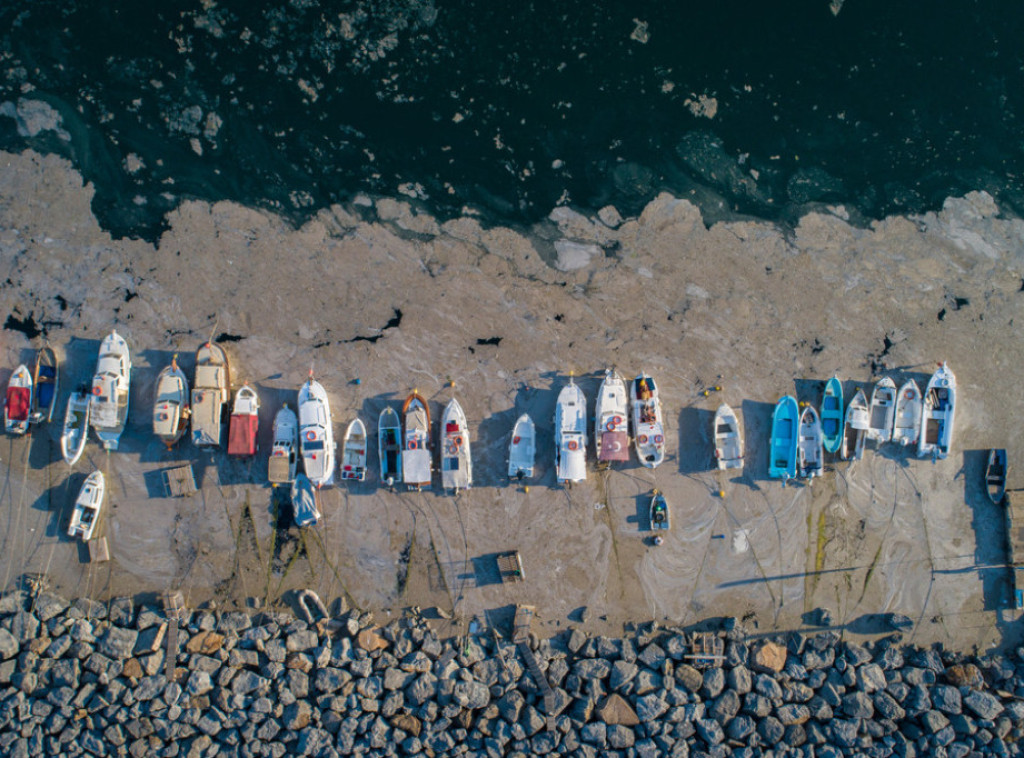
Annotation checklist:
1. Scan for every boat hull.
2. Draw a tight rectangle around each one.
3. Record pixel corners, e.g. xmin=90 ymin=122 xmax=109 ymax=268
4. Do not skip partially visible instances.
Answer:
xmin=820 ymin=376 xmax=844 ymax=455
xmin=90 ymin=331 xmax=131 ymax=451
xmin=402 ymin=392 xmax=432 ymax=489
xmin=631 ymin=374 xmax=665 ymax=468
xmin=841 ymin=389 xmax=869 ymax=461
xmin=508 ymin=414 xmax=536 ymax=479
xmin=341 ymin=418 xmax=368 ymax=482
xmin=68 ymin=471 xmax=105 ymax=541
xmin=291 ymin=474 xmax=321 ymax=527
xmin=268 ymin=405 xmax=298 ymax=484
xmin=650 ymin=491 xmax=670 ymax=531
xmin=867 ymin=377 xmax=897 ymax=444
xmin=798 ymin=405 xmax=824 ymax=479
xmin=153 ymin=362 xmax=189 ymax=447
xmin=918 ymin=363 xmax=956 ymax=460
xmin=299 ymin=378 xmax=335 ymax=487
xmin=228 ymin=384 xmax=260 ymax=457
xmin=555 ymin=381 xmax=587 ymax=484
xmin=768 ymin=396 xmax=799 ymax=481
xmin=595 ymin=370 xmax=628 ymax=463
xmin=713 ymin=403 xmax=744 ymax=471
xmin=31 ymin=346 xmax=59 ymax=424
xmin=892 ymin=380 xmax=922 ymax=447
xmin=378 ymin=407 xmax=403 ymax=486
xmin=191 ymin=342 xmax=230 ymax=448
xmin=440 ymin=398 xmax=472 ymax=491
xmin=987 ymin=448 xmax=1007 ymax=505
xmin=5 ymin=364 xmax=32 ymax=435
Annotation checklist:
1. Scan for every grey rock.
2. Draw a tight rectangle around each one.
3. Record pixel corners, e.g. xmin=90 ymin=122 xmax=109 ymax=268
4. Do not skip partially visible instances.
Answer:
xmin=68 ymin=598 xmax=106 ymax=619
xmin=99 ymin=627 xmax=138 ymax=660
xmin=186 ymin=671 xmax=213 ymax=698
xmin=758 ymin=715 xmax=785 ymax=744
xmin=728 ymin=665 xmax=752 ymax=695
xmin=637 ymin=642 xmax=666 ymax=670
xmin=607 ymin=724 xmax=635 ymax=749
xmin=453 ymin=680 xmax=490 ymax=710
xmin=674 ymin=664 xmax=703 ymax=693
xmin=636 ymin=694 xmax=668 ymax=722
xmin=580 ymin=721 xmax=606 ymax=747
xmin=314 ymin=667 xmax=351 ymax=694
xmin=874 ymin=691 xmax=906 ymax=721
xmin=135 ymin=675 xmax=166 ymax=701
xmin=33 ymin=592 xmax=68 ymax=622
xmin=842 ymin=691 xmax=874 ymax=720
xmin=406 ymin=672 xmax=438 ymax=706
xmin=633 ymin=668 xmax=662 ymax=695
xmin=727 ymin=714 xmax=756 ymax=741
xmin=0 ymin=629 xmax=19 ymax=660
xmin=697 ymin=718 xmax=724 ymax=745
xmin=49 ymin=659 xmax=80 ymax=689
xmin=218 ymin=613 xmax=252 ymax=634
xmin=931 ymin=685 xmax=963 ymax=715
xmin=286 ymin=630 xmax=318 ymax=652
xmin=108 ymin=597 xmax=134 ymax=627
xmin=754 ymin=673 xmax=783 ymax=700
xmin=921 ymin=709 xmax=951 ymax=734
xmin=710 ymin=690 xmax=740 ymax=724
xmin=701 ymin=667 xmax=725 ymax=699
xmin=964 ymin=690 xmax=1004 ymax=721
xmin=9 ymin=610 xmax=39 ymax=642
xmin=574 ymin=658 xmax=611 ymax=680
xmin=828 ymin=718 xmax=860 ymax=748
xmin=497 ymin=690 xmax=524 ymax=723
xmin=230 ymin=671 xmax=267 ymax=696
xmin=857 ymin=663 xmax=887 ymax=693
xmin=134 ymin=607 xmax=162 ymax=630
xmin=742 ymin=693 xmax=772 ymax=718
xmin=610 ymin=660 xmax=638 ymax=691
xmin=777 ymin=703 xmax=811 ymax=726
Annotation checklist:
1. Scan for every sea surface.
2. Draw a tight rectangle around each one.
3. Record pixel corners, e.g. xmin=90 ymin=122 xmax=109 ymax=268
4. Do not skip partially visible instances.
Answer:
xmin=0 ymin=0 xmax=1021 ymax=240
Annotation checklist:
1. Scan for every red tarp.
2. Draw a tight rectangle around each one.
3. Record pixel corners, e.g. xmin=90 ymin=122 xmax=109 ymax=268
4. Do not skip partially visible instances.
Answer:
xmin=599 ymin=430 xmax=630 ymax=461
xmin=228 ymin=414 xmax=257 ymax=456
xmin=6 ymin=387 xmax=29 ymax=421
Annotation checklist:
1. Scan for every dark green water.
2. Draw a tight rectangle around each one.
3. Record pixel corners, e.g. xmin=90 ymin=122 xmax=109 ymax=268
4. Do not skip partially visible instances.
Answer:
xmin=1 ymin=0 xmax=1021 ymax=240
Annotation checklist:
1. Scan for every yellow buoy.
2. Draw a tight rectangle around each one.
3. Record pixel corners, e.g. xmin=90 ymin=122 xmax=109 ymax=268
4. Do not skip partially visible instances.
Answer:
xmin=524 ymin=486 xmax=530 ymax=494
xmin=719 ymin=490 xmax=726 ymax=498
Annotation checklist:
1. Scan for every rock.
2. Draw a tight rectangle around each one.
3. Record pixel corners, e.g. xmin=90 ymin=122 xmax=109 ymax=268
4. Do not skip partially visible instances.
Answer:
xmin=314 ymin=667 xmax=351 ymax=694
xmin=185 ymin=631 xmax=224 ymax=655
xmin=452 ymin=680 xmax=490 ymax=710
xmin=50 ymin=659 xmax=80 ymax=689
xmin=283 ymin=701 xmax=312 ymax=730
xmin=674 ymin=664 xmax=703 ymax=692
xmin=230 ymin=671 xmax=268 ymax=696
xmin=610 ymin=660 xmax=638 ymax=691
xmin=856 ymin=663 xmax=887 ymax=693
xmin=945 ymin=664 xmax=984 ymax=689
xmin=597 ymin=206 xmax=623 ymax=228
xmin=701 ymin=667 xmax=726 ymax=699
xmin=777 ymin=704 xmax=811 ymax=726
xmin=133 ymin=623 xmax=167 ymax=656
xmin=217 ymin=612 xmax=251 ymax=634
xmin=0 ymin=629 xmax=18 ymax=660
xmin=286 ymin=630 xmax=318 ymax=652
xmin=728 ymin=665 xmax=752 ymax=695
xmin=696 ymin=718 xmax=725 ymax=746
xmin=931 ymin=684 xmax=963 ymax=715
xmin=121 ymin=658 xmax=143 ymax=679
xmin=963 ymin=690 xmax=1004 ymax=721
xmin=580 ymin=721 xmax=607 ymax=747
xmin=33 ymin=592 xmax=68 ymax=621
xmin=635 ymin=694 xmax=668 ymax=723
xmin=574 ymin=658 xmax=612 ymax=680
xmin=186 ymin=671 xmax=213 ymax=698
xmin=727 ymin=714 xmax=757 ymax=741
xmin=873 ymin=691 xmax=906 ymax=721
xmin=598 ymin=693 xmax=640 ymax=726
xmin=391 ymin=713 xmax=421 ymax=738
xmin=759 ymin=716 xmax=785 ymax=744
xmin=553 ymin=240 xmax=600 ymax=271
xmin=710 ymin=690 xmax=741 ymax=724
xmin=99 ymin=627 xmax=139 ymax=660
xmin=921 ymin=709 xmax=951 ymax=733
xmin=607 ymin=724 xmax=636 ymax=749
xmin=109 ymin=597 xmax=134 ymax=626
xmin=637 ymin=642 xmax=666 ymax=669
xmin=357 ymin=628 xmax=388 ymax=652
xmin=406 ymin=673 xmax=438 ymax=706
xmin=752 ymin=641 xmax=787 ymax=673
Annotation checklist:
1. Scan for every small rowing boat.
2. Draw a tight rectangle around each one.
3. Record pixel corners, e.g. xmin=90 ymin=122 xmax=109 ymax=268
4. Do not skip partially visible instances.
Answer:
xmin=650 ymin=489 xmax=670 ymax=531
xmin=986 ymin=449 xmax=1008 ymax=505
xmin=508 ymin=414 xmax=536 ymax=479
xmin=61 ymin=392 xmax=90 ymax=466
xmin=798 ymin=404 xmax=824 ymax=479
xmin=867 ymin=376 xmax=897 ymax=444
xmin=31 ymin=345 xmax=59 ymax=424
xmin=918 ymin=362 xmax=956 ymax=460
xmin=820 ymin=376 xmax=843 ymax=455
xmin=841 ymin=389 xmax=869 ymax=461
xmin=268 ymin=404 xmax=298 ymax=484
xmin=713 ymin=403 xmax=744 ymax=470
xmin=340 ymin=418 xmax=368 ymax=482
xmin=291 ymin=473 xmax=321 ymax=527
xmin=768 ymin=396 xmax=799 ymax=484
xmin=892 ymin=380 xmax=922 ymax=447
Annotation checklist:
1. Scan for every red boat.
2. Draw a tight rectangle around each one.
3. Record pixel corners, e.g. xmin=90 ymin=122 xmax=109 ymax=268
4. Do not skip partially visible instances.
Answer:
xmin=227 ymin=384 xmax=259 ymax=457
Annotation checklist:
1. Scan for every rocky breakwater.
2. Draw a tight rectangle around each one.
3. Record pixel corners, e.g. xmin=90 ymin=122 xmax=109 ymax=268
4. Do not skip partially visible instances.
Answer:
xmin=1 ymin=590 xmax=1024 ymax=757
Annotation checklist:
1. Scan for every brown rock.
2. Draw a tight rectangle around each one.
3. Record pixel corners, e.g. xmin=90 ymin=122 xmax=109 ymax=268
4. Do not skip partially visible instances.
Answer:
xmin=357 ymin=628 xmax=388 ymax=652
xmin=945 ymin=663 xmax=984 ymax=689
xmin=122 ymin=658 xmax=144 ymax=680
xmin=598 ymin=693 xmax=640 ymax=726
xmin=186 ymin=631 xmax=225 ymax=655
xmin=286 ymin=652 xmax=313 ymax=672
xmin=28 ymin=638 xmax=49 ymax=655
xmin=752 ymin=641 xmax=787 ymax=674
xmin=391 ymin=713 xmax=422 ymax=737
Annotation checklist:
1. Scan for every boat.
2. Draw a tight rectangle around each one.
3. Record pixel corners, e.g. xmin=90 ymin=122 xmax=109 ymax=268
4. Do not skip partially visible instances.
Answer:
xmin=268 ymin=404 xmax=298 ymax=484
xmin=90 ymin=330 xmax=131 ymax=450
xmin=30 ymin=346 xmax=59 ymax=424
xmin=67 ymin=471 xmax=104 ymax=541
xmin=191 ymin=341 xmax=230 ymax=447
xmin=555 ymin=376 xmax=587 ymax=485
xmin=299 ymin=372 xmax=335 ymax=487
xmin=986 ymin=449 xmax=1008 ymax=505
xmin=595 ymin=369 xmax=629 ymax=464
xmin=402 ymin=391 xmax=432 ymax=490
xmin=892 ymin=380 xmax=922 ymax=447
xmin=378 ymin=407 xmax=403 ymax=487
xmin=798 ymin=404 xmax=824 ymax=479
xmin=227 ymin=384 xmax=260 ymax=457
xmin=768 ymin=396 xmax=799 ymax=483
xmin=4 ymin=364 xmax=32 ymax=435
xmin=340 ymin=418 xmax=368 ymax=482
xmin=291 ymin=473 xmax=321 ymax=528
xmin=867 ymin=376 xmax=897 ymax=444
xmin=841 ymin=389 xmax=869 ymax=461
xmin=61 ymin=392 xmax=90 ymax=465
xmin=919 ymin=362 xmax=956 ymax=460
xmin=508 ymin=414 xmax=536 ymax=480
xmin=650 ymin=489 xmax=670 ymax=531
xmin=631 ymin=373 xmax=666 ymax=468
xmin=713 ymin=403 xmax=744 ymax=470
xmin=820 ymin=376 xmax=844 ymax=455
xmin=440 ymin=398 xmax=472 ymax=492
xmin=152 ymin=356 xmax=189 ymax=448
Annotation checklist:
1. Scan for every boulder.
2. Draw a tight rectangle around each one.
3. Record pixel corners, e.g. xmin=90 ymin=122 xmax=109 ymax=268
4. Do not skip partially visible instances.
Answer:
xmin=598 ymin=693 xmax=640 ymax=726
xmin=186 ymin=631 xmax=224 ymax=655
xmin=752 ymin=641 xmax=787 ymax=674
xmin=357 ymin=628 xmax=388 ymax=652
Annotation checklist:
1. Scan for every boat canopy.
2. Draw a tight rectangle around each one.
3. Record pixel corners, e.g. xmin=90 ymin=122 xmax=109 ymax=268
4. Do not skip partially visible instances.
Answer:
xmin=6 ymin=386 xmax=29 ymax=421
xmin=599 ymin=430 xmax=629 ymax=461
xmin=228 ymin=414 xmax=257 ymax=456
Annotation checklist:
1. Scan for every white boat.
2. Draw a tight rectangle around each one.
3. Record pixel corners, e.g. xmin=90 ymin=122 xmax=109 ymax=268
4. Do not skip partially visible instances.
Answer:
xmin=191 ymin=342 xmax=230 ymax=448
xmin=61 ymin=392 xmax=90 ymax=466
xmin=67 ymin=471 xmax=104 ymax=541
xmin=631 ymin=373 xmax=666 ymax=468
xmin=798 ymin=404 xmax=824 ymax=479
xmin=918 ymin=362 xmax=956 ymax=460
xmin=268 ymin=404 xmax=298 ymax=484
xmin=291 ymin=473 xmax=321 ymax=527
xmin=508 ymin=414 xmax=536 ymax=479
xmin=4 ymin=364 xmax=32 ymax=435
xmin=713 ymin=403 xmax=744 ymax=470
xmin=90 ymin=330 xmax=131 ymax=450
xmin=841 ymin=389 xmax=869 ymax=461
xmin=892 ymin=380 xmax=922 ymax=447
xmin=402 ymin=391 xmax=432 ymax=490
xmin=228 ymin=384 xmax=260 ymax=457
xmin=440 ymin=398 xmax=472 ymax=492
xmin=378 ymin=407 xmax=403 ymax=487
xmin=866 ymin=376 xmax=897 ymax=444
xmin=595 ymin=369 xmax=629 ymax=464
xmin=153 ymin=356 xmax=189 ymax=448
xmin=340 ymin=418 xmax=368 ymax=482
xmin=299 ymin=372 xmax=335 ymax=487
xmin=555 ymin=376 xmax=587 ymax=485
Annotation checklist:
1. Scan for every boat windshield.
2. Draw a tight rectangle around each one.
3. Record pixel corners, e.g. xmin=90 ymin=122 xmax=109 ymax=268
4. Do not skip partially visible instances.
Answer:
xmin=304 ymin=440 xmax=325 ymax=451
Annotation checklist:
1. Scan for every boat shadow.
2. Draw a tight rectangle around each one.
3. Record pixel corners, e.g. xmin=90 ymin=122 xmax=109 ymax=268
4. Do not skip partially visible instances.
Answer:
xmin=740 ymin=398 xmax=776 ymax=486
xmin=676 ymin=405 xmax=713 ymax=475
xmin=962 ymin=448 xmax=1010 ymax=614
xmin=793 ymin=377 xmax=825 ymax=405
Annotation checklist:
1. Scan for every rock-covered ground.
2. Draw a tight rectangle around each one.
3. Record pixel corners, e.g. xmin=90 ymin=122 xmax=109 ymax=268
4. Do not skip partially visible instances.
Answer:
xmin=2 ymin=588 xmax=1024 ymax=757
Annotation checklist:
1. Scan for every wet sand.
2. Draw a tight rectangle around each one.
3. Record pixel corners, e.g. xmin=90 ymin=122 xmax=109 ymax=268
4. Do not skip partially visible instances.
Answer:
xmin=1 ymin=149 xmax=1023 ymax=651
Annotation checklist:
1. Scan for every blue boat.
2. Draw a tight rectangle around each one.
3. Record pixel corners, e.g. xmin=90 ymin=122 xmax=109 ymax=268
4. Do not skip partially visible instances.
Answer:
xmin=820 ymin=376 xmax=844 ymax=455
xmin=768 ymin=396 xmax=799 ymax=483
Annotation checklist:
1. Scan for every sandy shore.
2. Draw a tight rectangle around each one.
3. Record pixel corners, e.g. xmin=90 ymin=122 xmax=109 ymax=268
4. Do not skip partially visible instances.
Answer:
xmin=1 ymin=149 xmax=1023 ymax=652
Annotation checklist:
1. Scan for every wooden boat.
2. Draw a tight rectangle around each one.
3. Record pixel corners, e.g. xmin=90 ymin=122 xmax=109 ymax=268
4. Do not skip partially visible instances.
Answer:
xmin=555 ymin=376 xmax=587 ymax=485
xmin=61 ymin=392 xmax=90 ymax=465
xmin=440 ymin=398 xmax=472 ymax=492
xmin=227 ymin=384 xmax=260 ymax=457
xmin=191 ymin=341 xmax=230 ymax=448
xmin=820 ymin=376 xmax=843 ymax=455
xmin=841 ymin=389 xmax=869 ymax=461
xmin=768 ymin=396 xmax=799 ymax=483
xmin=508 ymin=413 xmax=536 ymax=479
xmin=340 ymin=418 xmax=368 ymax=482
xmin=152 ymin=356 xmax=189 ymax=448
xmin=299 ymin=372 xmax=335 ymax=487
xmin=867 ymin=376 xmax=897 ymax=444
xmin=4 ymin=364 xmax=32 ymax=435
xmin=90 ymin=330 xmax=131 ymax=450
xmin=631 ymin=373 xmax=666 ymax=468
xmin=798 ymin=404 xmax=824 ymax=479
xmin=595 ymin=369 xmax=629 ymax=464
xmin=713 ymin=403 xmax=744 ymax=470
xmin=402 ymin=390 xmax=432 ymax=490
xmin=268 ymin=404 xmax=298 ymax=484
xmin=918 ymin=363 xmax=956 ymax=460
xmin=892 ymin=380 xmax=922 ymax=447
xmin=291 ymin=473 xmax=321 ymax=528
xmin=986 ymin=449 xmax=1008 ymax=505
xmin=378 ymin=407 xmax=403 ymax=487
xmin=650 ymin=489 xmax=670 ymax=531
xmin=67 ymin=471 xmax=104 ymax=541
xmin=30 ymin=346 xmax=59 ymax=424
